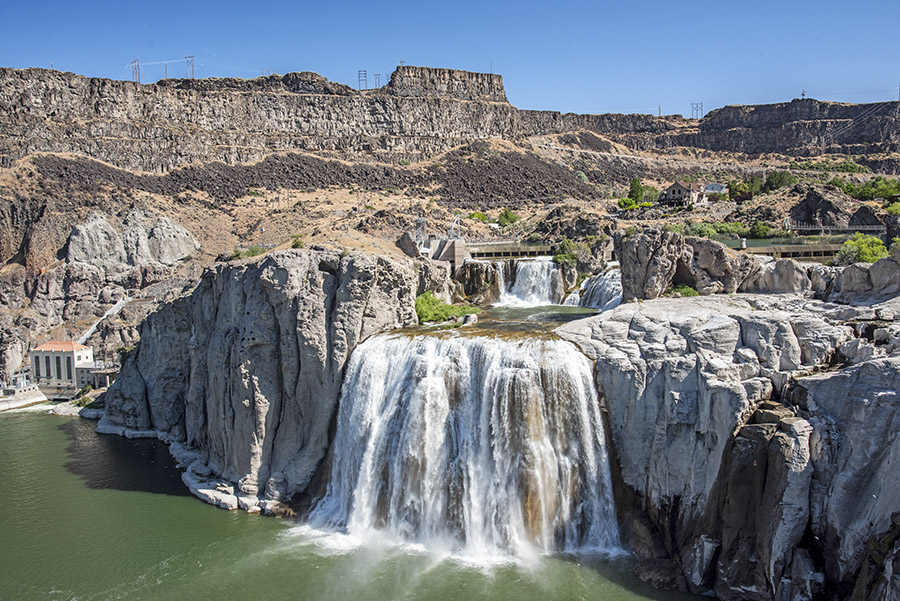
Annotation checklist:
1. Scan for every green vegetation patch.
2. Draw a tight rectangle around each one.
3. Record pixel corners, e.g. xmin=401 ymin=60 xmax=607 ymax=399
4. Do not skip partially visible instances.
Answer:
xmin=829 ymin=176 xmax=900 ymax=201
xmin=415 ymin=291 xmax=480 ymax=323
xmin=469 ymin=211 xmax=489 ymax=223
xmin=667 ymin=284 xmax=699 ymax=297
xmin=833 ymin=233 xmax=889 ymax=265
xmin=230 ymin=245 xmax=266 ymax=260
xmin=496 ymin=207 xmax=521 ymax=227
xmin=791 ymin=158 xmax=871 ymax=173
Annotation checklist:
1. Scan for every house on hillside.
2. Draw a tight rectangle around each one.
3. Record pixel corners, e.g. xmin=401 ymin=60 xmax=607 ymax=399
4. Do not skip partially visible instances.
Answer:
xmin=659 ymin=181 xmax=707 ymax=207
xmin=30 ymin=341 xmax=95 ymax=398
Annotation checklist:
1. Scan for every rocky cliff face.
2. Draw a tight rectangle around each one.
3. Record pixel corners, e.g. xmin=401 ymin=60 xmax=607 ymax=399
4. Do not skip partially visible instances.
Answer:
xmin=0 ymin=66 xmax=521 ymax=171
xmin=690 ymin=99 xmax=900 ymax=156
xmin=0 ymin=210 xmax=198 ymax=378
xmin=558 ymin=292 xmax=900 ymax=601
xmin=385 ymin=65 xmax=507 ymax=102
xmin=614 ymin=228 xmax=900 ymax=304
xmin=1 ymin=67 xmax=897 ymax=174
xmin=100 ymin=249 xmax=443 ymax=511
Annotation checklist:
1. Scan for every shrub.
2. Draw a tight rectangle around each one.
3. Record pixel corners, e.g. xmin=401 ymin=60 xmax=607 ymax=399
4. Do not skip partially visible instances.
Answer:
xmin=230 ymin=245 xmax=265 ymax=260
xmin=791 ymin=158 xmax=870 ymax=173
xmin=668 ymin=284 xmax=699 ymax=297
xmin=469 ymin=211 xmax=489 ymax=223
xmin=575 ymin=170 xmax=588 ymax=183
xmin=763 ymin=170 xmax=799 ymax=193
xmin=618 ymin=198 xmax=637 ymax=210
xmin=415 ymin=291 xmax=480 ymax=323
xmin=833 ymin=233 xmax=889 ymax=265
xmin=830 ymin=176 xmax=900 ymax=201
xmin=885 ymin=202 xmax=900 ymax=216
xmin=686 ymin=222 xmax=718 ymax=238
xmin=623 ymin=226 xmax=638 ymax=238
xmin=553 ymin=252 xmax=577 ymax=267
xmin=291 ymin=234 xmax=305 ymax=249
xmin=749 ymin=221 xmax=772 ymax=239
xmin=496 ymin=207 xmax=521 ymax=227
xmin=661 ymin=224 xmax=685 ymax=234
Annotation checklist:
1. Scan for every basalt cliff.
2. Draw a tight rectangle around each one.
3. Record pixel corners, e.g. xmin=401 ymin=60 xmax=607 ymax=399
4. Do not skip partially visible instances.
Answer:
xmin=2 ymin=65 xmax=899 ymax=172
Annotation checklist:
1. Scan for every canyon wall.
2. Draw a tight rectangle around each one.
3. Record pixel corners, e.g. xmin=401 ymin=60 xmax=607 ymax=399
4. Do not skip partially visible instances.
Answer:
xmin=100 ymin=249 xmax=447 ymax=510
xmin=1 ymin=66 xmax=898 ymax=173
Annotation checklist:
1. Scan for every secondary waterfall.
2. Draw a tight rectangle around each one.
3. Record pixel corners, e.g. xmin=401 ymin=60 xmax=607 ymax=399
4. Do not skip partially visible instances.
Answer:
xmin=496 ymin=258 xmax=564 ymax=306
xmin=578 ymin=268 xmax=622 ymax=311
xmin=311 ymin=334 xmax=621 ymax=558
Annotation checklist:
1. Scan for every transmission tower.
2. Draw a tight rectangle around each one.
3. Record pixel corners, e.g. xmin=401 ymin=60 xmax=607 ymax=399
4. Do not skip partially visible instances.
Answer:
xmin=691 ymin=102 xmax=704 ymax=119
xmin=358 ymin=69 xmax=367 ymax=90
xmin=185 ymin=55 xmax=194 ymax=79
xmin=373 ymin=73 xmax=381 ymax=87
xmin=131 ymin=59 xmax=140 ymax=84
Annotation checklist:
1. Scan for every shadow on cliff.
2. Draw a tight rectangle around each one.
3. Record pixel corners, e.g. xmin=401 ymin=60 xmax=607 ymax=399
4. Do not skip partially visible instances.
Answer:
xmin=60 ymin=418 xmax=190 ymax=497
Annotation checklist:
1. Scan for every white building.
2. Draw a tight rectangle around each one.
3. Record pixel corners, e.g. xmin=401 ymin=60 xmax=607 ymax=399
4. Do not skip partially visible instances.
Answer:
xmin=31 ymin=341 xmax=95 ymax=397
xmin=704 ymin=182 xmax=727 ymax=195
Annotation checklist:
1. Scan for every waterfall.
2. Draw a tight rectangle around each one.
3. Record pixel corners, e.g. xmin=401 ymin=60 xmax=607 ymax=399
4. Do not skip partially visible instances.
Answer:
xmin=496 ymin=258 xmax=564 ymax=307
xmin=311 ymin=334 xmax=621 ymax=558
xmin=578 ymin=268 xmax=622 ymax=311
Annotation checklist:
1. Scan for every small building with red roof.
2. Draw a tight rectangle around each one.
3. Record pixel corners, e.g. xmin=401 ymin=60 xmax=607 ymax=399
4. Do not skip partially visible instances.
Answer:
xmin=30 ymin=341 xmax=95 ymax=398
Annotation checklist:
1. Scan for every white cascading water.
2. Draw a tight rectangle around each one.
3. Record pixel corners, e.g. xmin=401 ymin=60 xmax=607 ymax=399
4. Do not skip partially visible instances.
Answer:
xmin=311 ymin=334 xmax=621 ymax=558
xmin=495 ymin=258 xmax=564 ymax=306
xmin=577 ymin=268 xmax=623 ymax=311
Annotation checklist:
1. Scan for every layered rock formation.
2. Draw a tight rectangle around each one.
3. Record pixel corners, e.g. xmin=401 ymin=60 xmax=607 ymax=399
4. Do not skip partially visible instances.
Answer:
xmin=2 ymin=66 xmax=897 ymax=173
xmin=614 ymin=228 xmax=900 ymax=303
xmin=100 ymin=249 xmax=444 ymax=511
xmin=558 ymin=292 xmax=900 ymax=601
xmin=0 ymin=210 xmax=198 ymax=378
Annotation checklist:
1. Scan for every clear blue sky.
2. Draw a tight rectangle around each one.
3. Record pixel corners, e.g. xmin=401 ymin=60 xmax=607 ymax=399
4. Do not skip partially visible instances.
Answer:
xmin=3 ymin=0 xmax=898 ymax=117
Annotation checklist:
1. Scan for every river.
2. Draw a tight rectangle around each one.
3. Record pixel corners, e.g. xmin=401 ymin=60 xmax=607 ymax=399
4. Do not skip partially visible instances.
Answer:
xmin=0 ymin=409 xmax=699 ymax=601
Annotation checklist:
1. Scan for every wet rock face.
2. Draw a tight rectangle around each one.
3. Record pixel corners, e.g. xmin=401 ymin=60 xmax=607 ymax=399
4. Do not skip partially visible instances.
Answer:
xmin=102 ymin=249 xmax=436 ymax=501
xmin=558 ymin=293 xmax=900 ymax=601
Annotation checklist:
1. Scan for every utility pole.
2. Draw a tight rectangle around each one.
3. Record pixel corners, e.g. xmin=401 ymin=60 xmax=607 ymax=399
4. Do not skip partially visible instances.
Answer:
xmin=185 ymin=55 xmax=194 ymax=79
xmin=358 ymin=70 xmax=367 ymax=90
xmin=658 ymin=104 xmax=661 ymax=117
xmin=691 ymin=102 xmax=704 ymax=147
xmin=131 ymin=59 xmax=140 ymax=84
xmin=691 ymin=102 xmax=704 ymax=119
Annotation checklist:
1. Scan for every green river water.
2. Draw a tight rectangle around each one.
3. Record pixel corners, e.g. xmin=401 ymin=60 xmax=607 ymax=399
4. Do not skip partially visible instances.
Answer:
xmin=0 ymin=402 xmax=696 ymax=601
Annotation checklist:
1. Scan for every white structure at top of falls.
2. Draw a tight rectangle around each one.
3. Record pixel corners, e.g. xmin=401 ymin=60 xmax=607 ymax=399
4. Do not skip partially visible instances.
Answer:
xmin=495 ymin=258 xmax=565 ymax=307
xmin=311 ymin=334 xmax=621 ymax=558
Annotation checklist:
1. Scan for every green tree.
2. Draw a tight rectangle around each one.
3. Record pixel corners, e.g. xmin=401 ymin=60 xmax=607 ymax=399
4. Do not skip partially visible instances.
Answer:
xmin=728 ymin=180 xmax=750 ymax=201
xmin=763 ymin=170 xmax=798 ymax=193
xmin=628 ymin=177 xmax=643 ymax=203
xmin=749 ymin=221 xmax=771 ymax=239
xmin=833 ymin=233 xmax=889 ymax=265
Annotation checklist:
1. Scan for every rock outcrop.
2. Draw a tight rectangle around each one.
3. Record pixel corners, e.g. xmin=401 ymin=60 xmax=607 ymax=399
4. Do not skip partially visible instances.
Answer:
xmin=100 ymin=249 xmax=443 ymax=510
xmin=1 ymin=67 xmax=897 ymax=173
xmin=558 ymin=293 xmax=900 ymax=601
xmin=0 ymin=210 xmax=198 ymax=379
xmin=615 ymin=229 xmax=900 ymax=304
